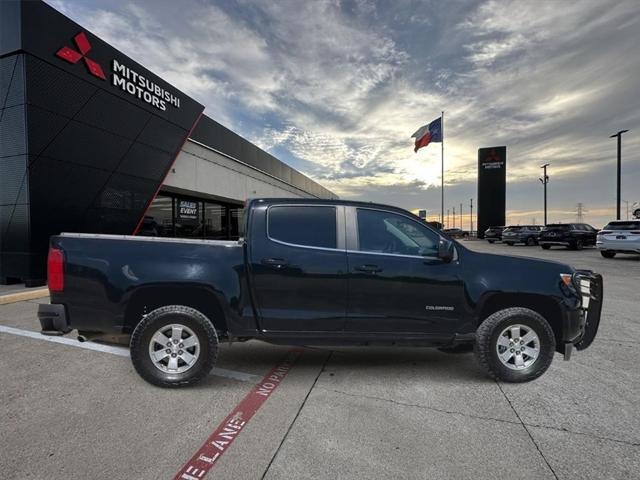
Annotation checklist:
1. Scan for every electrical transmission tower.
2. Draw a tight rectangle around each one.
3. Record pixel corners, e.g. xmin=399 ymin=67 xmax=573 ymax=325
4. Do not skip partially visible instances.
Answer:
xmin=575 ymin=203 xmax=587 ymax=222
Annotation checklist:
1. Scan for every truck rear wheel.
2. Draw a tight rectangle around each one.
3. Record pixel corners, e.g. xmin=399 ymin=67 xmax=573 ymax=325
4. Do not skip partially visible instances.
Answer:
xmin=600 ymin=250 xmax=616 ymax=258
xmin=130 ymin=305 xmax=218 ymax=388
xmin=474 ymin=308 xmax=555 ymax=383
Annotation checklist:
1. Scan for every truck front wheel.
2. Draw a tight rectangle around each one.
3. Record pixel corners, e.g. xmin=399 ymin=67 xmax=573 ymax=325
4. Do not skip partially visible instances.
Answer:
xmin=474 ymin=308 xmax=555 ymax=383
xmin=130 ymin=305 xmax=218 ymax=388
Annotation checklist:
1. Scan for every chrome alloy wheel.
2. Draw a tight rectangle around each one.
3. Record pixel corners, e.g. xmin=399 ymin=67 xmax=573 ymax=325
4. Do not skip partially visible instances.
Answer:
xmin=148 ymin=324 xmax=200 ymax=374
xmin=496 ymin=324 xmax=540 ymax=370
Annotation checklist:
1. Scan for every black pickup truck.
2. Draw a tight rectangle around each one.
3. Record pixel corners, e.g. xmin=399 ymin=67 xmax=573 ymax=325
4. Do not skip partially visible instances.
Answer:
xmin=39 ymin=199 xmax=603 ymax=387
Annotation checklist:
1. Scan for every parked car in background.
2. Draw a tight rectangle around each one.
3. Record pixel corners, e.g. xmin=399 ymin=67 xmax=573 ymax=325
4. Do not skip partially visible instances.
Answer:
xmin=484 ymin=226 xmax=504 ymax=243
xmin=596 ymin=220 xmax=640 ymax=258
xmin=502 ymin=225 xmax=543 ymax=246
xmin=443 ymin=227 xmax=469 ymax=239
xmin=539 ymin=223 xmax=598 ymax=250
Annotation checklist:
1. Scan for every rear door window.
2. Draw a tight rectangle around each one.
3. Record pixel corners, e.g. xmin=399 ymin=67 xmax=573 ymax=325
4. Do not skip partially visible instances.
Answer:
xmin=268 ymin=206 xmax=337 ymax=249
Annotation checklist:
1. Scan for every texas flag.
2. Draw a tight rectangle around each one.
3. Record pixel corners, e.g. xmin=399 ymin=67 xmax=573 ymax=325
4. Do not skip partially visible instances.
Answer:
xmin=411 ymin=117 xmax=442 ymax=152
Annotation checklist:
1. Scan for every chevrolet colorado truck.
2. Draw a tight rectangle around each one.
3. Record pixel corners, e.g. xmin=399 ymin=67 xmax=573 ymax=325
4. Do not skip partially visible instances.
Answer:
xmin=38 ymin=199 xmax=603 ymax=387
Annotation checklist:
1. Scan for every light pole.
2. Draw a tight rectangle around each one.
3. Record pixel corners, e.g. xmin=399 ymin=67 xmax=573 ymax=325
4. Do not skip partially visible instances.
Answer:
xmin=460 ymin=203 xmax=463 ymax=230
xmin=539 ymin=163 xmax=550 ymax=225
xmin=447 ymin=209 xmax=450 ymax=228
xmin=470 ymin=198 xmax=473 ymax=234
xmin=453 ymin=207 xmax=456 ymax=228
xmin=610 ymin=130 xmax=629 ymax=220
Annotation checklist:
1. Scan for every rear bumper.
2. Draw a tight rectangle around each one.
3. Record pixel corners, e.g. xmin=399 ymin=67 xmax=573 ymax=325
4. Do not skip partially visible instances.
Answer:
xmin=596 ymin=240 xmax=640 ymax=253
xmin=38 ymin=303 xmax=71 ymax=336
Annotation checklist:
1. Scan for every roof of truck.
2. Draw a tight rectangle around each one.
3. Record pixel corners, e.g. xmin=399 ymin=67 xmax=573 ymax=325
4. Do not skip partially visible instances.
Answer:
xmin=248 ymin=198 xmax=417 ymax=214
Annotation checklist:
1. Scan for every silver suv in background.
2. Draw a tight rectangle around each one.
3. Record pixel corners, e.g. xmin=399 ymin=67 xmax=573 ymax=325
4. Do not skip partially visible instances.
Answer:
xmin=597 ymin=220 xmax=640 ymax=258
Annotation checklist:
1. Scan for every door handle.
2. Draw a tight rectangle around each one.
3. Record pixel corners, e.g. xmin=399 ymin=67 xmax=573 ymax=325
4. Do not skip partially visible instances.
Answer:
xmin=355 ymin=264 xmax=382 ymax=273
xmin=261 ymin=257 xmax=289 ymax=269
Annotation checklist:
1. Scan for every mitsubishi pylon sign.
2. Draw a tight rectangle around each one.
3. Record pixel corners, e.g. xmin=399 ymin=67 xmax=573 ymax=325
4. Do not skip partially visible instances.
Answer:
xmin=477 ymin=147 xmax=507 ymax=239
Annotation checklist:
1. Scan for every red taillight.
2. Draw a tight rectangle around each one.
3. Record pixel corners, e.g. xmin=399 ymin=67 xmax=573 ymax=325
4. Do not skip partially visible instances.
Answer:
xmin=47 ymin=247 xmax=64 ymax=292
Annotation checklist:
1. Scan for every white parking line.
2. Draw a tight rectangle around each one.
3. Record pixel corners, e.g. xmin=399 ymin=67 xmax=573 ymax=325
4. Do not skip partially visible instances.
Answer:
xmin=0 ymin=325 xmax=257 ymax=382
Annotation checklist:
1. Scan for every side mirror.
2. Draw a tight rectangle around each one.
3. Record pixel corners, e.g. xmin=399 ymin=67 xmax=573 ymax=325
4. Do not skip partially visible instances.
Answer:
xmin=438 ymin=238 xmax=455 ymax=263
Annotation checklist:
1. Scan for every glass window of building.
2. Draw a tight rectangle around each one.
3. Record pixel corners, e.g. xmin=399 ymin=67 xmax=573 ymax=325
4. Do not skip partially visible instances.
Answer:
xmin=204 ymin=203 xmax=228 ymax=239
xmin=136 ymin=192 xmax=243 ymax=240
xmin=175 ymin=198 xmax=204 ymax=239
xmin=139 ymin=195 xmax=173 ymax=237
xmin=229 ymin=207 xmax=243 ymax=239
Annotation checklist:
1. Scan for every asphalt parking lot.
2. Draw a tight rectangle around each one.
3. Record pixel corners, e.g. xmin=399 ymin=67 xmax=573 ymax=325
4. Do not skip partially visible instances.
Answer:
xmin=1 ymin=241 xmax=639 ymax=480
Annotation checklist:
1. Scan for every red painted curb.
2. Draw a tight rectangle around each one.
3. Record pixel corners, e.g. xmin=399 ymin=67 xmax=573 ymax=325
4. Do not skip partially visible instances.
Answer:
xmin=173 ymin=349 xmax=303 ymax=480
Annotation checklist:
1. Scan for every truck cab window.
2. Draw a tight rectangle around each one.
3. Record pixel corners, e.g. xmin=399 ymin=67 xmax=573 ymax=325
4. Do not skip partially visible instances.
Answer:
xmin=356 ymin=208 xmax=438 ymax=257
xmin=268 ymin=206 xmax=337 ymax=249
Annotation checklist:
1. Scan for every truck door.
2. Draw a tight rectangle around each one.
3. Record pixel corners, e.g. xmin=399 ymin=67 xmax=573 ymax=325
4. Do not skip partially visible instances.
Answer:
xmin=248 ymin=203 xmax=347 ymax=332
xmin=345 ymin=207 xmax=466 ymax=335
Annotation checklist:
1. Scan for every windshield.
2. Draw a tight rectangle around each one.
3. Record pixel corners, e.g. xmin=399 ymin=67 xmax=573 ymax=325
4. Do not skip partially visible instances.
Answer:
xmin=504 ymin=226 xmax=521 ymax=232
xmin=545 ymin=224 xmax=570 ymax=230
xmin=603 ymin=221 xmax=640 ymax=231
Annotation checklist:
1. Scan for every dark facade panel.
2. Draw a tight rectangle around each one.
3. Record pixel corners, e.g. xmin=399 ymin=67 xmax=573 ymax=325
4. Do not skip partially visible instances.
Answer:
xmin=24 ymin=54 xmax=98 ymax=118
xmin=477 ymin=146 xmax=507 ymax=239
xmin=75 ymin=89 xmax=151 ymax=141
xmin=116 ymin=142 xmax=173 ymax=181
xmin=0 ymin=53 xmax=29 ymax=283
xmin=1 ymin=55 xmax=25 ymax=109
xmin=40 ymin=116 xmax=135 ymax=171
xmin=0 ymin=105 xmax=27 ymax=158
xmin=23 ymin=105 xmax=69 ymax=158
xmin=0 ymin=155 xmax=29 ymax=205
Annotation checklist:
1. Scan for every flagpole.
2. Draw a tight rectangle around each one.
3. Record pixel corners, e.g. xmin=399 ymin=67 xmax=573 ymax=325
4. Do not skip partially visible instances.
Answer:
xmin=441 ymin=110 xmax=444 ymax=227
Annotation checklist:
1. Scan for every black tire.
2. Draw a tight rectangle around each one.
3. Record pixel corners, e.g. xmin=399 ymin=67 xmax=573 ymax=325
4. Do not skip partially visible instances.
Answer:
xmin=488 ymin=240 xmax=495 ymax=244
xmin=600 ymin=250 xmax=616 ymax=258
xmin=574 ymin=239 xmax=584 ymax=250
xmin=474 ymin=307 xmax=556 ymax=383
xmin=505 ymin=242 xmax=514 ymax=246
xmin=130 ymin=305 xmax=218 ymax=388
xmin=438 ymin=343 xmax=474 ymax=354
xmin=526 ymin=237 xmax=536 ymax=246
xmin=541 ymin=244 xmax=551 ymax=250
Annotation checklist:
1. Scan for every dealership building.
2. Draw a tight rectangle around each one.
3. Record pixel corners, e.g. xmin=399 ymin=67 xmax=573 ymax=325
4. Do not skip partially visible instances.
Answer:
xmin=0 ymin=0 xmax=336 ymax=286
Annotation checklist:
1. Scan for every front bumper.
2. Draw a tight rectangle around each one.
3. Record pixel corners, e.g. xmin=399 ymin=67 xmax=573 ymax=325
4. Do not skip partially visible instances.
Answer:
xmin=38 ymin=303 xmax=71 ymax=336
xmin=568 ymin=271 xmax=603 ymax=352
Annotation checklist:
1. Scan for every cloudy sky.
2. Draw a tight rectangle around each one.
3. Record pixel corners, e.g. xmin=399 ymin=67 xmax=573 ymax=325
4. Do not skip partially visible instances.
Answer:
xmin=48 ymin=0 xmax=640 ymax=227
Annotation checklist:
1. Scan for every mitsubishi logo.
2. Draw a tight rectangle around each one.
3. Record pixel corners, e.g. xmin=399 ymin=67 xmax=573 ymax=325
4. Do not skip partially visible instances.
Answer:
xmin=55 ymin=32 xmax=106 ymax=80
